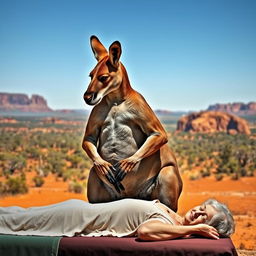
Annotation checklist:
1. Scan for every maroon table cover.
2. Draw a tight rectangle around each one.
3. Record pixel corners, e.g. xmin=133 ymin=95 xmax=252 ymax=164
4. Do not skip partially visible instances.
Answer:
xmin=58 ymin=236 xmax=238 ymax=256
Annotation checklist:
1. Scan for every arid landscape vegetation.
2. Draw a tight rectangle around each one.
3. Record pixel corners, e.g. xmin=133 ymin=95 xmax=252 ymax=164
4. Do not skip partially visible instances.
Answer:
xmin=0 ymin=113 xmax=255 ymax=253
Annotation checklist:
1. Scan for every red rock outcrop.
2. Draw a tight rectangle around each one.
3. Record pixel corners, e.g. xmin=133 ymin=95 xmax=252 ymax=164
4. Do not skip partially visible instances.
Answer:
xmin=176 ymin=111 xmax=251 ymax=135
xmin=0 ymin=93 xmax=52 ymax=112
xmin=207 ymin=102 xmax=256 ymax=115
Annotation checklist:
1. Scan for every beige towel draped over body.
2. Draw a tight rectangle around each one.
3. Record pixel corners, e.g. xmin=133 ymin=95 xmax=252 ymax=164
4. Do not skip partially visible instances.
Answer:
xmin=0 ymin=199 xmax=173 ymax=237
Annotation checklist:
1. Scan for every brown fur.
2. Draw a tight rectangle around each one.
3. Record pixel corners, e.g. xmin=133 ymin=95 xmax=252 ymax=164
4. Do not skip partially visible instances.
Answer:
xmin=82 ymin=36 xmax=182 ymax=211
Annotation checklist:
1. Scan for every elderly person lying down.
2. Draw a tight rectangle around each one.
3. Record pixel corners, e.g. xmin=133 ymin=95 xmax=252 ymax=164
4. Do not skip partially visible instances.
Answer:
xmin=0 ymin=198 xmax=234 ymax=241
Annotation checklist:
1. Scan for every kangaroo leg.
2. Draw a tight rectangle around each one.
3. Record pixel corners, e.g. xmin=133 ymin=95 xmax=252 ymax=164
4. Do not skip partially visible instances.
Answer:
xmin=151 ymin=166 xmax=183 ymax=212
xmin=87 ymin=167 xmax=120 ymax=203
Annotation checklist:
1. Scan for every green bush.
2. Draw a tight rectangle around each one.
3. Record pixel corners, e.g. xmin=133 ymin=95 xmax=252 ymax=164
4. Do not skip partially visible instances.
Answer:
xmin=200 ymin=168 xmax=211 ymax=177
xmin=230 ymin=173 xmax=239 ymax=180
xmin=0 ymin=181 xmax=5 ymax=194
xmin=215 ymin=173 xmax=224 ymax=181
xmin=189 ymin=174 xmax=200 ymax=180
xmin=5 ymin=176 xmax=28 ymax=195
xmin=62 ymin=169 xmax=74 ymax=182
xmin=68 ymin=181 xmax=84 ymax=194
xmin=0 ymin=119 xmax=255 ymax=199
xmin=33 ymin=175 xmax=45 ymax=187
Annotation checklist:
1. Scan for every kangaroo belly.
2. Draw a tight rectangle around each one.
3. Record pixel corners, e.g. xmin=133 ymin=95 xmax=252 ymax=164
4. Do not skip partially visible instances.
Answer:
xmin=99 ymin=120 xmax=144 ymax=164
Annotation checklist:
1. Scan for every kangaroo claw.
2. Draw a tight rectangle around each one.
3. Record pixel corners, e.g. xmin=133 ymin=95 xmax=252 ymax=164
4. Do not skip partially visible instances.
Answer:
xmin=113 ymin=163 xmax=125 ymax=181
xmin=119 ymin=171 xmax=126 ymax=181
xmin=106 ymin=172 xmax=115 ymax=185
xmin=106 ymin=166 xmax=125 ymax=193
xmin=116 ymin=169 xmax=127 ymax=182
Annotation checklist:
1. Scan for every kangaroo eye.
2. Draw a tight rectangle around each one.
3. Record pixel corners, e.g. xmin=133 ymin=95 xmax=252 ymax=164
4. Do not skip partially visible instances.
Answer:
xmin=99 ymin=75 xmax=109 ymax=83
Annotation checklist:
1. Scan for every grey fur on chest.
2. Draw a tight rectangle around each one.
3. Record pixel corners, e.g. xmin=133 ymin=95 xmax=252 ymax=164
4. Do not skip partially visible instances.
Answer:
xmin=98 ymin=104 xmax=143 ymax=162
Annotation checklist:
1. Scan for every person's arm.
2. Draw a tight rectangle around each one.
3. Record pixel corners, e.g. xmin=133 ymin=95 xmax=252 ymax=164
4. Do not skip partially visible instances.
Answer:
xmin=137 ymin=220 xmax=219 ymax=241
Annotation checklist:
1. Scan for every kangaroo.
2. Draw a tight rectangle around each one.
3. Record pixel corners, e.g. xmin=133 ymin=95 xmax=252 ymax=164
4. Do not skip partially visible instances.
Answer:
xmin=82 ymin=36 xmax=182 ymax=211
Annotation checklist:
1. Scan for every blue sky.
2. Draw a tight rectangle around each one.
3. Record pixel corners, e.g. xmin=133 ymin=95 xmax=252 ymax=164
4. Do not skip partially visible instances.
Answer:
xmin=0 ymin=0 xmax=255 ymax=111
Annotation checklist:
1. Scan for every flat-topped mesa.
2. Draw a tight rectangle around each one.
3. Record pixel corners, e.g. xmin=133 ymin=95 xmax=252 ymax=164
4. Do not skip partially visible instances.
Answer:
xmin=0 ymin=93 xmax=52 ymax=112
xmin=176 ymin=111 xmax=251 ymax=135
xmin=207 ymin=102 xmax=256 ymax=116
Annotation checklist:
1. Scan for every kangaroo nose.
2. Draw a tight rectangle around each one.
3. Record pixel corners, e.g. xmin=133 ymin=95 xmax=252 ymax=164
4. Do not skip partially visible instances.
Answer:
xmin=84 ymin=92 xmax=96 ymax=104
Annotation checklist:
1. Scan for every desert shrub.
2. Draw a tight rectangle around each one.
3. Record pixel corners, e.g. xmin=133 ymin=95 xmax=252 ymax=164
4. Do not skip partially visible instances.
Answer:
xmin=46 ymin=151 xmax=66 ymax=175
xmin=41 ymin=167 xmax=50 ymax=177
xmin=200 ymin=168 xmax=211 ymax=177
xmin=0 ymin=153 xmax=26 ymax=176
xmin=27 ymin=147 xmax=41 ymax=158
xmin=68 ymin=181 xmax=83 ymax=194
xmin=9 ymin=155 xmax=27 ymax=172
xmin=5 ymin=176 xmax=28 ymax=195
xmin=169 ymin=132 xmax=255 ymax=178
xmin=62 ymin=169 xmax=76 ymax=182
xmin=239 ymin=168 xmax=247 ymax=177
xmin=195 ymin=161 xmax=201 ymax=167
xmin=77 ymin=170 xmax=88 ymax=181
xmin=230 ymin=173 xmax=239 ymax=180
xmin=246 ymin=165 xmax=255 ymax=177
xmin=189 ymin=174 xmax=200 ymax=180
xmin=177 ymin=159 xmax=184 ymax=167
xmin=215 ymin=173 xmax=224 ymax=181
xmin=198 ymin=152 xmax=207 ymax=162
xmin=67 ymin=154 xmax=84 ymax=168
xmin=187 ymin=155 xmax=195 ymax=166
xmin=33 ymin=175 xmax=45 ymax=187
xmin=0 ymin=181 xmax=5 ymax=194
xmin=81 ymin=158 xmax=92 ymax=169
xmin=219 ymin=144 xmax=232 ymax=165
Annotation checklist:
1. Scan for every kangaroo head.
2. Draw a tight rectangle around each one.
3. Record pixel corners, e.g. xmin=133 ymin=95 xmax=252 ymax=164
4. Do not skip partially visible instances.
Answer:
xmin=84 ymin=36 xmax=122 ymax=105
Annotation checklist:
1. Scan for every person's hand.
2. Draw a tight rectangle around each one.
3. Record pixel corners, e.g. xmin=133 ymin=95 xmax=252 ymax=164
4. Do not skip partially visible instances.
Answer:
xmin=115 ymin=156 xmax=139 ymax=181
xmin=93 ymin=158 xmax=124 ymax=193
xmin=194 ymin=224 xmax=219 ymax=239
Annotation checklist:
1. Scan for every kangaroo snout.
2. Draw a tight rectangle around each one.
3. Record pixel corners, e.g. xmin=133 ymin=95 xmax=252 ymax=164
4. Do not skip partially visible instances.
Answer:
xmin=84 ymin=91 xmax=98 ymax=105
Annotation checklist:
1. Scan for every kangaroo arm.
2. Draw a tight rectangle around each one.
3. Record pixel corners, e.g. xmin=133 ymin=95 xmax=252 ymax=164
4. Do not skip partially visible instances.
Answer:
xmin=116 ymin=118 xmax=168 ymax=177
xmin=131 ymin=99 xmax=168 ymax=161
xmin=82 ymin=137 xmax=102 ymax=162
xmin=133 ymin=131 xmax=167 ymax=161
xmin=82 ymin=106 xmax=104 ymax=163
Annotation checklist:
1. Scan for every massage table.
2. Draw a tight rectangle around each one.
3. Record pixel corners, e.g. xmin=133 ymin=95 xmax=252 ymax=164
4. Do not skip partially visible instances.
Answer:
xmin=58 ymin=236 xmax=238 ymax=256
xmin=0 ymin=235 xmax=238 ymax=256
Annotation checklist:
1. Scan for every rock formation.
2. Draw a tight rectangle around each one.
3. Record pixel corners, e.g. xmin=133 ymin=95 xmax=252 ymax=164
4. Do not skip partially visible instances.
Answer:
xmin=207 ymin=102 xmax=256 ymax=115
xmin=176 ymin=111 xmax=251 ymax=135
xmin=0 ymin=93 xmax=52 ymax=112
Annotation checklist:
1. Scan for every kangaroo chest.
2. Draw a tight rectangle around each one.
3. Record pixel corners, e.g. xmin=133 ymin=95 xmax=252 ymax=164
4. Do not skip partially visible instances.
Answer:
xmin=99 ymin=103 xmax=145 ymax=162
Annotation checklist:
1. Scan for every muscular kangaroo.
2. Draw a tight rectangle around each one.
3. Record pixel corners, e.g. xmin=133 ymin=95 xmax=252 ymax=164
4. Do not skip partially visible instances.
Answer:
xmin=82 ymin=36 xmax=182 ymax=211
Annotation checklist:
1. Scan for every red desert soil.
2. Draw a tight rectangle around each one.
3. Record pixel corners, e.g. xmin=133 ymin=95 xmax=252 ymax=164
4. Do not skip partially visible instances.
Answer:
xmin=0 ymin=172 xmax=255 ymax=251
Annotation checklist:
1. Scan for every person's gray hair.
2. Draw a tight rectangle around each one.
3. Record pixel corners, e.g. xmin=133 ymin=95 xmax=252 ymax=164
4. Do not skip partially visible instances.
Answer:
xmin=203 ymin=199 xmax=235 ymax=237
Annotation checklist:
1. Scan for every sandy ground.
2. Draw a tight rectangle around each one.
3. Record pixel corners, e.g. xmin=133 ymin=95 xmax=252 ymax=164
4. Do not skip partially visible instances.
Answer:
xmin=0 ymin=172 xmax=255 ymax=253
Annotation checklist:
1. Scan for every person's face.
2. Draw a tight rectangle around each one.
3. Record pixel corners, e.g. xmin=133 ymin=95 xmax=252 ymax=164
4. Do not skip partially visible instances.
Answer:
xmin=183 ymin=204 xmax=218 ymax=225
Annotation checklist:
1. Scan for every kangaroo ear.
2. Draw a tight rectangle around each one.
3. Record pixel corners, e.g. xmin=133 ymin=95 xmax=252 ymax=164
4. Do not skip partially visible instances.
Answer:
xmin=109 ymin=41 xmax=122 ymax=68
xmin=90 ymin=35 xmax=108 ymax=61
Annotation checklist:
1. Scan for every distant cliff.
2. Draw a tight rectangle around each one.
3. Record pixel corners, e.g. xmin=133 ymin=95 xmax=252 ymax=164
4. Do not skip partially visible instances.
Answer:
xmin=207 ymin=102 xmax=256 ymax=115
xmin=176 ymin=111 xmax=251 ymax=135
xmin=0 ymin=93 xmax=52 ymax=112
